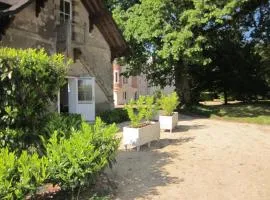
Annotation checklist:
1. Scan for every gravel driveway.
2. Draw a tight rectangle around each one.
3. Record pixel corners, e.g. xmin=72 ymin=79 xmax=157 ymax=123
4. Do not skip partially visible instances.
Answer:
xmin=107 ymin=115 xmax=270 ymax=200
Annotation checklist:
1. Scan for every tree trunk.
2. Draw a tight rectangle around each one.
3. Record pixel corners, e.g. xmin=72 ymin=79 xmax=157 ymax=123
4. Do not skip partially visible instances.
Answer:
xmin=175 ymin=63 xmax=192 ymax=106
xmin=224 ymin=88 xmax=228 ymax=105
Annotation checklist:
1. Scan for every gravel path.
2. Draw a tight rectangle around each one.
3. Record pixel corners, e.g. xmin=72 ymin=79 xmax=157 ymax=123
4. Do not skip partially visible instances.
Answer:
xmin=107 ymin=115 xmax=270 ymax=200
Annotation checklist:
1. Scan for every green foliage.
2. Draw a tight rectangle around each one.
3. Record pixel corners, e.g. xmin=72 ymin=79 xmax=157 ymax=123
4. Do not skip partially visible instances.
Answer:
xmin=0 ymin=47 xmax=69 ymax=147
xmin=124 ymin=98 xmax=145 ymax=128
xmin=0 ymin=118 xmax=120 ymax=199
xmin=42 ymin=113 xmax=83 ymax=138
xmin=98 ymin=108 xmax=129 ymax=124
xmin=199 ymin=92 xmax=216 ymax=102
xmin=124 ymin=96 xmax=157 ymax=128
xmin=144 ymin=95 xmax=157 ymax=122
xmin=0 ymin=113 xmax=83 ymax=153
xmin=109 ymin=0 xmax=269 ymax=105
xmin=158 ymin=92 xmax=179 ymax=116
xmin=181 ymin=101 xmax=270 ymax=125
xmin=0 ymin=128 xmax=24 ymax=152
xmin=46 ymin=118 xmax=120 ymax=191
xmin=0 ymin=148 xmax=48 ymax=199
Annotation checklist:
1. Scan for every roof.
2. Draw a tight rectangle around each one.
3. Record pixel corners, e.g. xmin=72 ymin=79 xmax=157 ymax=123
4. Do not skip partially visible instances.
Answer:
xmin=0 ymin=0 xmax=33 ymax=15
xmin=0 ymin=0 xmax=128 ymax=59
xmin=81 ymin=0 xmax=128 ymax=59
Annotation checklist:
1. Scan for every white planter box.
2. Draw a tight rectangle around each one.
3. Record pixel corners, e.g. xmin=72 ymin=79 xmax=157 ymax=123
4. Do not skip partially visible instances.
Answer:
xmin=159 ymin=112 xmax=178 ymax=133
xmin=123 ymin=122 xmax=160 ymax=151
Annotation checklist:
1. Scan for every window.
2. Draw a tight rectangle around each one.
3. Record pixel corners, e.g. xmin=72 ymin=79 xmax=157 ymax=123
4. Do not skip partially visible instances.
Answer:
xmin=78 ymin=79 xmax=92 ymax=103
xmin=60 ymin=0 xmax=71 ymax=23
xmin=115 ymin=72 xmax=119 ymax=83
xmin=123 ymin=92 xmax=127 ymax=100
xmin=123 ymin=76 xmax=128 ymax=84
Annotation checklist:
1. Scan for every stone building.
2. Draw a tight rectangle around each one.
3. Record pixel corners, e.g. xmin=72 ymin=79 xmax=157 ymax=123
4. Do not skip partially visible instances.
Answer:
xmin=113 ymin=63 xmax=175 ymax=106
xmin=0 ymin=0 xmax=127 ymax=121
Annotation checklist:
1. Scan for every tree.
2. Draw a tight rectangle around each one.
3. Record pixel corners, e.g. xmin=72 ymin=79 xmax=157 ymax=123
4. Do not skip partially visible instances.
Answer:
xmin=107 ymin=0 xmax=268 ymax=105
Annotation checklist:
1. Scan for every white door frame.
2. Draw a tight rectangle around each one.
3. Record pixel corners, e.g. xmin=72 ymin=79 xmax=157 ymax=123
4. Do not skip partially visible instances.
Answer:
xmin=58 ymin=76 xmax=95 ymax=121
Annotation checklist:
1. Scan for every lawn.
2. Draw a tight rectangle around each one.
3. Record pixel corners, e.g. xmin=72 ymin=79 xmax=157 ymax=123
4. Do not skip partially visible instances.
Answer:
xmin=182 ymin=101 xmax=270 ymax=125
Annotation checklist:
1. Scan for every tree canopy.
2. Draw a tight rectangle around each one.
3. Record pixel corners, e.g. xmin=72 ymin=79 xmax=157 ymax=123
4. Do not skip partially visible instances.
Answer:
xmin=107 ymin=0 xmax=270 ymax=104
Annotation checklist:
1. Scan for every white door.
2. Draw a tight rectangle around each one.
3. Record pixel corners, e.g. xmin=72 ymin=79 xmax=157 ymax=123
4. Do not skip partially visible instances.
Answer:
xmin=68 ymin=77 xmax=95 ymax=121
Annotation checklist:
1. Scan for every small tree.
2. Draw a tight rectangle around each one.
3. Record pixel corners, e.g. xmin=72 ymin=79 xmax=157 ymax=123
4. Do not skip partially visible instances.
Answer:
xmin=0 ymin=48 xmax=69 ymax=146
xmin=158 ymin=92 xmax=179 ymax=116
xmin=124 ymin=95 xmax=157 ymax=127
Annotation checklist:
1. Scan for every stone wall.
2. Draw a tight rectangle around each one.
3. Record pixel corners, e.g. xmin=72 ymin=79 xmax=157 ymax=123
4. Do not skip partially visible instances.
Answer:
xmin=0 ymin=1 xmax=56 ymax=52
xmin=0 ymin=0 xmax=114 ymax=113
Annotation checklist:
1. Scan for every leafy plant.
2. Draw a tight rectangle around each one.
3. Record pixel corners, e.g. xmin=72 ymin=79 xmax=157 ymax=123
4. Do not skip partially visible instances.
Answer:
xmin=158 ymin=92 xmax=179 ymax=116
xmin=124 ymin=97 xmax=145 ymax=128
xmin=0 ymin=148 xmax=48 ymax=199
xmin=124 ymin=95 xmax=157 ymax=127
xmin=46 ymin=118 xmax=120 ymax=193
xmin=144 ymin=96 xmax=157 ymax=122
xmin=0 ymin=128 xmax=24 ymax=152
xmin=98 ymin=108 xmax=129 ymax=124
xmin=42 ymin=113 xmax=83 ymax=138
xmin=0 ymin=48 xmax=69 ymax=149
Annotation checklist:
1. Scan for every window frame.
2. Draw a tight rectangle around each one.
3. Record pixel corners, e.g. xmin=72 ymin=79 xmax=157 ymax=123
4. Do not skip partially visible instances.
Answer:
xmin=59 ymin=0 xmax=72 ymax=23
xmin=115 ymin=71 xmax=119 ymax=83
xmin=77 ymin=78 xmax=93 ymax=104
xmin=123 ymin=91 xmax=127 ymax=100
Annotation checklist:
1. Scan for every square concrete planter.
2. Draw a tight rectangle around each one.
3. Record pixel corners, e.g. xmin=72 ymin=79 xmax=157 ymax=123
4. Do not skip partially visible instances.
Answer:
xmin=123 ymin=121 xmax=160 ymax=151
xmin=159 ymin=112 xmax=178 ymax=133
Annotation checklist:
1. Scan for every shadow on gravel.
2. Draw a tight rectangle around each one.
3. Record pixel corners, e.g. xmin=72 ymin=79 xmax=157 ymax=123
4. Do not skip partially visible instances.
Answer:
xmin=174 ymin=124 xmax=206 ymax=132
xmin=106 ymin=136 xmax=194 ymax=199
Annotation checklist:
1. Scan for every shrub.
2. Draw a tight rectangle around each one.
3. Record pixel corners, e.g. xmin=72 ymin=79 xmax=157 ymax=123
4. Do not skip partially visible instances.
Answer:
xmin=0 ymin=118 xmax=120 ymax=199
xmin=42 ymin=113 xmax=83 ymax=138
xmin=158 ymin=92 xmax=179 ymax=116
xmin=124 ymin=96 xmax=157 ymax=127
xmin=98 ymin=108 xmax=129 ymax=124
xmin=0 ymin=128 xmax=24 ymax=152
xmin=144 ymin=96 xmax=157 ymax=122
xmin=0 ymin=48 xmax=69 ymax=146
xmin=46 ymin=118 xmax=120 ymax=193
xmin=0 ymin=113 xmax=83 ymax=153
xmin=0 ymin=148 xmax=48 ymax=199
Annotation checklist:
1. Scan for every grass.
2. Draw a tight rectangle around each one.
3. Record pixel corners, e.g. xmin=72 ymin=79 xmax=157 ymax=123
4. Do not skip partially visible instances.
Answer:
xmin=181 ymin=101 xmax=270 ymax=125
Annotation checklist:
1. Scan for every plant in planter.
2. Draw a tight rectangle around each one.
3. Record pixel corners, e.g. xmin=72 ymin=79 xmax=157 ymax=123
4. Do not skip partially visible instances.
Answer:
xmin=123 ymin=96 xmax=160 ymax=151
xmin=158 ymin=92 xmax=180 ymax=133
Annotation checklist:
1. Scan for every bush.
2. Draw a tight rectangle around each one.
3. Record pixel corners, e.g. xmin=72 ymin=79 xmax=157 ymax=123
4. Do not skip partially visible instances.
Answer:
xmin=42 ymin=113 xmax=83 ymax=138
xmin=98 ymin=108 xmax=129 ymax=124
xmin=46 ymin=118 xmax=120 ymax=193
xmin=0 ymin=118 xmax=120 ymax=199
xmin=0 ymin=48 xmax=69 ymax=144
xmin=158 ymin=92 xmax=179 ymax=116
xmin=0 ymin=113 xmax=83 ymax=153
xmin=124 ymin=96 xmax=157 ymax=128
xmin=0 ymin=128 xmax=24 ymax=152
xmin=0 ymin=148 xmax=48 ymax=199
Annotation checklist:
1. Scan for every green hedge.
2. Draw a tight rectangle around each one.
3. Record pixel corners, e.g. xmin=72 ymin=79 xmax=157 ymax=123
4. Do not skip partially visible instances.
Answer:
xmin=0 ymin=113 xmax=83 ymax=153
xmin=0 ymin=118 xmax=120 ymax=199
xmin=0 ymin=48 xmax=68 ymax=148
xmin=98 ymin=108 xmax=129 ymax=124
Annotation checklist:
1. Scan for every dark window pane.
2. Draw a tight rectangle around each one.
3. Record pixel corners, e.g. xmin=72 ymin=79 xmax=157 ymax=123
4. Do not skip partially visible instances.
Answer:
xmin=60 ymin=13 xmax=65 ymax=23
xmin=60 ymin=0 xmax=64 ymax=12
xmin=65 ymin=14 xmax=70 ymax=21
xmin=78 ymin=79 xmax=92 ymax=102
xmin=65 ymin=1 xmax=70 ymax=15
